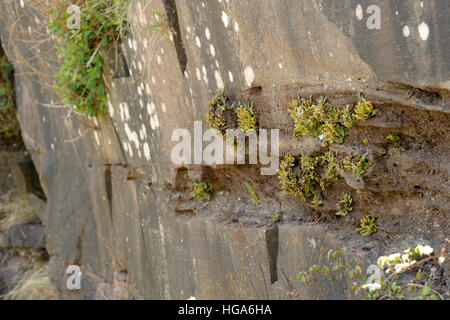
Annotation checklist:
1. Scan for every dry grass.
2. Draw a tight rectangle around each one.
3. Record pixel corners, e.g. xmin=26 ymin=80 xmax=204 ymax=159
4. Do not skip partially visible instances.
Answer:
xmin=1 ymin=263 xmax=57 ymax=300
xmin=0 ymin=191 xmax=37 ymax=234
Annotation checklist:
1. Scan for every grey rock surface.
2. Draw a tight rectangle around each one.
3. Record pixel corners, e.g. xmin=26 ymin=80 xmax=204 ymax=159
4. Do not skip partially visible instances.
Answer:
xmin=0 ymin=223 xmax=45 ymax=249
xmin=0 ymin=0 xmax=448 ymax=299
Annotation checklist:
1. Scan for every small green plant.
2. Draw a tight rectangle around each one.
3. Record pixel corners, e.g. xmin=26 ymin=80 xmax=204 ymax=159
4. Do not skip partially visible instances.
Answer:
xmin=245 ymin=183 xmax=260 ymax=205
xmin=192 ymin=182 xmax=214 ymax=202
xmin=278 ymin=151 xmax=342 ymax=204
xmin=0 ymin=55 xmax=20 ymax=144
xmin=310 ymin=195 xmax=323 ymax=207
xmin=236 ymin=102 xmax=258 ymax=133
xmin=205 ymin=92 xmax=260 ymax=138
xmin=386 ymin=133 xmax=400 ymax=142
xmin=343 ymin=153 xmax=372 ymax=179
xmin=356 ymin=215 xmax=377 ymax=236
xmin=205 ymin=91 xmax=233 ymax=134
xmin=288 ymin=94 xmax=376 ymax=146
xmin=271 ymin=211 xmax=281 ymax=223
xmin=49 ymin=0 xmax=129 ymax=116
xmin=297 ymin=249 xmax=345 ymax=299
xmin=336 ymin=193 xmax=353 ymax=216
xmin=277 ymin=154 xmax=302 ymax=198
xmin=321 ymin=150 xmax=340 ymax=182
xmin=353 ymin=92 xmax=378 ymax=120
xmin=288 ymin=97 xmax=348 ymax=145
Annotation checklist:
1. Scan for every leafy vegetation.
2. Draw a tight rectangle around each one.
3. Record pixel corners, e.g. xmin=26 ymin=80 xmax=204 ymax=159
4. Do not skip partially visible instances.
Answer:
xmin=0 ymin=55 xmax=20 ymax=145
xmin=205 ymin=91 xmax=259 ymax=135
xmin=296 ymin=249 xmax=345 ymax=299
xmin=205 ymin=91 xmax=232 ymax=134
xmin=342 ymin=153 xmax=372 ymax=179
xmin=288 ymin=93 xmax=377 ymax=145
xmin=236 ymin=102 xmax=258 ymax=133
xmin=192 ymin=182 xmax=214 ymax=202
xmin=245 ymin=183 xmax=260 ymax=205
xmin=351 ymin=245 xmax=448 ymax=300
xmin=277 ymin=153 xmax=324 ymax=202
xmin=336 ymin=193 xmax=353 ymax=217
xmin=271 ymin=211 xmax=281 ymax=223
xmin=295 ymin=245 xmax=448 ymax=300
xmin=49 ymin=0 xmax=129 ymax=116
xmin=356 ymin=215 xmax=377 ymax=236
xmin=386 ymin=133 xmax=400 ymax=142
xmin=353 ymin=92 xmax=378 ymax=120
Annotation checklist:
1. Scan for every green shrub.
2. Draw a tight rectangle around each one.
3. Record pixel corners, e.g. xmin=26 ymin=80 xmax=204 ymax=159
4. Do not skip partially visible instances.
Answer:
xmin=49 ymin=0 xmax=129 ymax=116
xmin=343 ymin=153 xmax=372 ymax=179
xmin=386 ymin=133 xmax=400 ymax=142
xmin=0 ymin=56 xmax=20 ymax=145
xmin=192 ymin=182 xmax=214 ymax=202
xmin=245 ymin=183 xmax=260 ymax=205
xmin=336 ymin=193 xmax=353 ymax=216
xmin=356 ymin=215 xmax=377 ymax=236
xmin=288 ymin=94 xmax=377 ymax=145
xmin=236 ymin=102 xmax=258 ymax=133
xmin=205 ymin=91 xmax=232 ymax=133
xmin=353 ymin=92 xmax=378 ymax=120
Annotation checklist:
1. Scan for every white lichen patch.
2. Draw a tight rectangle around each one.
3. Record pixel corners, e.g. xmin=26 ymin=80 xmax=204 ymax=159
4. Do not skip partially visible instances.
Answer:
xmin=221 ymin=11 xmax=229 ymax=28
xmin=244 ymin=66 xmax=255 ymax=87
xmin=355 ymin=4 xmax=363 ymax=20
xmin=228 ymin=71 xmax=234 ymax=82
xmin=402 ymin=25 xmax=410 ymax=37
xmin=209 ymin=44 xmax=216 ymax=57
xmin=214 ymin=71 xmax=224 ymax=90
xmin=418 ymin=22 xmax=430 ymax=41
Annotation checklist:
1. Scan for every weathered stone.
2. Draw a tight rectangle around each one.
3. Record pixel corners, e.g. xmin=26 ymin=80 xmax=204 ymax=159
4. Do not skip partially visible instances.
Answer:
xmin=0 ymin=0 xmax=448 ymax=299
xmin=0 ymin=223 xmax=45 ymax=248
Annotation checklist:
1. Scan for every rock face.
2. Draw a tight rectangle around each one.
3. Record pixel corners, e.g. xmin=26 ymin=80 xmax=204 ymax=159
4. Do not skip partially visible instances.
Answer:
xmin=0 ymin=0 xmax=448 ymax=299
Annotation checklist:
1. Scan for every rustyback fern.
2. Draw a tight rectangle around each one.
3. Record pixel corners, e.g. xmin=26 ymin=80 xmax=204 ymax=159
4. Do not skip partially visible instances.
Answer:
xmin=288 ymin=94 xmax=377 ymax=145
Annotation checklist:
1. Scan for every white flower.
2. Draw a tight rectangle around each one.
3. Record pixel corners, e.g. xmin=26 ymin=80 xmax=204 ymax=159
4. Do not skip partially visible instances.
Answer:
xmin=438 ymin=256 xmax=446 ymax=266
xmin=378 ymin=256 xmax=388 ymax=268
xmin=387 ymin=253 xmax=401 ymax=263
xmin=362 ymin=283 xmax=381 ymax=292
xmin=415 ymin=245 xmax=433 ymax=256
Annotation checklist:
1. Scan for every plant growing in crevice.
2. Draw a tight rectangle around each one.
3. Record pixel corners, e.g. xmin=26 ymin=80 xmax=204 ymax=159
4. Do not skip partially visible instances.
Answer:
xmin=321 ymin=150 xmax=340 ymax=182
xmin=336 ymin=193 xmax=353 ymax=217
xmin=353 ymin=92 xmax=378 ymax=120
xmin=245 ymin=183 xmax=260 ymax=205
xmin=277 ymin=154 xmax=302 ymax=198
xmin=277 ymin=153 xmax=325 ymax=203
xmin=49 ymin=0 xmax=129 ymax=116
xmin=343 ymin=152 xmax=372 ymax=179
xmin=278 ymin=150 xmax=346 ymax=205
xmin=288 ymin=93 xmax=377 ymax=146
xmin=192 ymin=181 xmax=214 ymax=202
xmin=386 ymin=133 xmax=400 ymax=142
xmin=271 ymin=210 xmax=281 ymax=223
xmin=0 ymin=55 xmax=20 ymax=145
xmin=236 ymin=101 xmax=258 ymax=133
xmin=205 ymin=91 xmax=233 ymax=134
xmin=357 ymin=215 xmax=377 ymax=236
xmin=205 ymin=91 xmax=259 ymax=137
